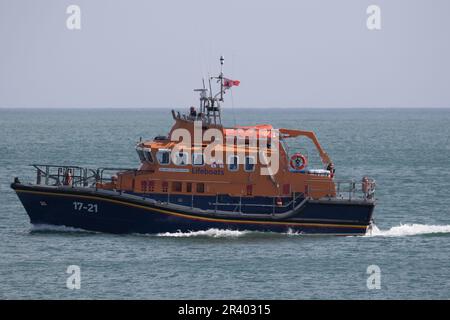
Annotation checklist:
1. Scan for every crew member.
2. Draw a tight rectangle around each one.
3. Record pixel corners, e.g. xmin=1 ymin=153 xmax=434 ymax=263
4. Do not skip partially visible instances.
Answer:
xmin=111 ymin=175 xmax=118 ymax=191
xmin=64 ymin=169 xmax=73 ymax=186
xmin=189 ymin=106 xmax=197 ymax=118
xmin=362 ymin=176 xmax=370 ymax=196
xmin=327 ymin=162 xmax=335 ymax=178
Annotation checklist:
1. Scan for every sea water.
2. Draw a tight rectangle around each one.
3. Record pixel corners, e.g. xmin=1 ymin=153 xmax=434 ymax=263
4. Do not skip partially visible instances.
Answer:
xmin=0 ymin=108 xmax=449 ymax=299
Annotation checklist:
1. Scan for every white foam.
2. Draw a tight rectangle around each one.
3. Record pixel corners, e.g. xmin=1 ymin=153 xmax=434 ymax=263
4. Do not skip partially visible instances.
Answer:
xmin=31 ymin=224 xmax=450 ymax=238
xmin=285 ymin=228 xmax=303 ymax=236
xmin=366 ymin=223 xmax=450 ymax=237
xmin=31 ymin=224 xmax=93 ymax=233
xmin=156 ymin=228 xmax=249 ymax=238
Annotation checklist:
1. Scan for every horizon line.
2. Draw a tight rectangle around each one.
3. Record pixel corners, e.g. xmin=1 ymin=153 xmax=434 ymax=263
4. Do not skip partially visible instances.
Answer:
xmin=1 ymin=106 xmax=450 ymax=110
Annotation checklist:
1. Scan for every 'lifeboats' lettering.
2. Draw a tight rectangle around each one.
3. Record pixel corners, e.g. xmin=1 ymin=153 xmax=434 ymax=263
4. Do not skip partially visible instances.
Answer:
xmin=192 ymin=168 xmax=225 ymax=175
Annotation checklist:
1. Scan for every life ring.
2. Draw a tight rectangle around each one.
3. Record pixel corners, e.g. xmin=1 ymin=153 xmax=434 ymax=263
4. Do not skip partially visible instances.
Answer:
xmin=290 ymin=153 xmax=307 ymax=171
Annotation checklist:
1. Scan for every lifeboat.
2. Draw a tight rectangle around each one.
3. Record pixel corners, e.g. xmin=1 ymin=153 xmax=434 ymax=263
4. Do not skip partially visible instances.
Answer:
xmin=11 ymin=57 xmax=376 ymax=235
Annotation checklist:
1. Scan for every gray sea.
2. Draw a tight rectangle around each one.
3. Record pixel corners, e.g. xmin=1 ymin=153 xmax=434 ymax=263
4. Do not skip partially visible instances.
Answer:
xmin=0 ymin=108 xmax=449 ymax=299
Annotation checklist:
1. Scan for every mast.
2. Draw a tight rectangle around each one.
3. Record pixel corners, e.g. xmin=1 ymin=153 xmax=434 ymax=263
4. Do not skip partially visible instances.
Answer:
xmin=193 ymin=56 xmax=236 ymax=126
xmin=220 ymin=55 xmax=224 ymax=102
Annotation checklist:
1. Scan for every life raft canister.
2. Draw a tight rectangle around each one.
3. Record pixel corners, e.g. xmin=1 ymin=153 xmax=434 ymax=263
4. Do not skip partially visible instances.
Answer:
xmin=290 ymin=153 xmax=307 ymax=171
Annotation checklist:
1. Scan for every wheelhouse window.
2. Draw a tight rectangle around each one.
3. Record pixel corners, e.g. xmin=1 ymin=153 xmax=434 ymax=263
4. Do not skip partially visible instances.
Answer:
xmin=156 ymin=149 xmax=171 ymax=165
xmin=245 ymin=156 xmax=255 ymax=172
xmin=162 ymin=181 xmax=168 ymax=192
xmin=196 ymin=183 xmax=205 ymax=193
xmin=186 ymin=182 xmax=192 ymax=193
xmin=228 ymin=155 xmax=239 ymax=171
xmin=174 ymin=152 xmax=188 ymax=166
xmin=143 ymin=148 xmax=153 ymax=163
xmin=192 ymin=153 xmax=204 ymax=166
xmin=136 ymin=147 xmax=146 ymax=162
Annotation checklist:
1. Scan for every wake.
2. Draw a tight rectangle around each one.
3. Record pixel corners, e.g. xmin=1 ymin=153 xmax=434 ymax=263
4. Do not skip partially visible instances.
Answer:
xmin=30 ymin=224 xmax=96 ymax=233
xmin=157 ymin=224 xmax=450 ymax=238
xmin=30 ymin=224 xmax=450 ymax=238
xmin=367 ymin=223 xmax=450 ymax=237
xmin=156 ymin=228 xmax=304 ymax=238
xmin=156 ymin=228 xmax=249 ymax=238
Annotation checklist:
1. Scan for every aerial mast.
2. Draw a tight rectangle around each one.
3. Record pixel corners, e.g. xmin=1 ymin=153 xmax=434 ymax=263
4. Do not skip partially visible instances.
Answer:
xmin=220 ymin=55 xmax=224 ymax=102
xmin=193 ymin=56 xmax=234 ymax=126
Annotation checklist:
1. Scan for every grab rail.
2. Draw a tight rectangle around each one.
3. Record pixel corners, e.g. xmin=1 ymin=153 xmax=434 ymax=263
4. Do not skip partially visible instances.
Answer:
xmin=30 ymin=164 xmax=137 ymax=188
xmin=28 ymin=165 xmax=375 ymax=211
xmin=209 ymin=192 xmax=304 ymax=212
xmin=305 ymin=178 xmax=376 ymax=200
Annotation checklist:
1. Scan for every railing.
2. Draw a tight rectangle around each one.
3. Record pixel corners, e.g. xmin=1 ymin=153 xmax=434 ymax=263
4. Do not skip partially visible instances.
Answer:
xmin=28 ymin=165 xmax=375 ymax=212
xmin=157 ymin=191 xmax=306 ymax=215
xmin=207 ymin=192 xmax=305 ymax=214
xmin=306 ymin=178 xmax=376 ymax=201
xmin=31 ymin=164 xmax=137 ymax=188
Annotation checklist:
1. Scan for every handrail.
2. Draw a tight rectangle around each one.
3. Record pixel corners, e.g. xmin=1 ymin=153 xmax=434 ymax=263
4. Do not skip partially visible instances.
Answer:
xmin=305 ymin=178 xmax=376 ymax=200
xmin=159 ymin=190 xmax=306 ymax=215
xmin=30 ymin=164 xmax=138 ymax=188
xmin=210 ymin=192 xmax=305 ymax=210
xmin=28 ymin=164 xmax=375 ymax=208
xmin=31 ymin=164 xmax=85 ymax=169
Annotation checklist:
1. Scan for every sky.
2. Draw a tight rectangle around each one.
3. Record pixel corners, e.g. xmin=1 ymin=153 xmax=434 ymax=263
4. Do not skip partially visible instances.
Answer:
xmin=0 ymin=0 xmax=449 ymax=108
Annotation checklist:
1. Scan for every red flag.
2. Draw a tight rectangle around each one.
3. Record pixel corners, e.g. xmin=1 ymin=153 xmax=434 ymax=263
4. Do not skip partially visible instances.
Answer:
xmin=223 ymin=78 xmax=240 ymax=88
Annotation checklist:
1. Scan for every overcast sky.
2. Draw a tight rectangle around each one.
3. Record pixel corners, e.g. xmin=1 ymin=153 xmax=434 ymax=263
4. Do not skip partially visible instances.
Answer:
xmin=0 ymin=0 xmax=449 ymax=108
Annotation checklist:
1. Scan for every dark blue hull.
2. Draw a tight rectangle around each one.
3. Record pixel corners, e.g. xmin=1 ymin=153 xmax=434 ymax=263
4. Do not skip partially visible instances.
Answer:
xmin=11 ymin=184 xmax=375 ymax=236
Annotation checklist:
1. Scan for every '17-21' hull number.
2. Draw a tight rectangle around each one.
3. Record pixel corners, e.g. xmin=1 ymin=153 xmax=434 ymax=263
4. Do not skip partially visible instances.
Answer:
xmin=73 ymin=201 xmax=98 ymax=213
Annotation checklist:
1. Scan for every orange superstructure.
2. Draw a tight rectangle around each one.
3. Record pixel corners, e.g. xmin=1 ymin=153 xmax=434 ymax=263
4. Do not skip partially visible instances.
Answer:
xmin=111 ymin=116 xmax=336 ymax=200
xmin=104 ymin=58 xmax=338 ymax=202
